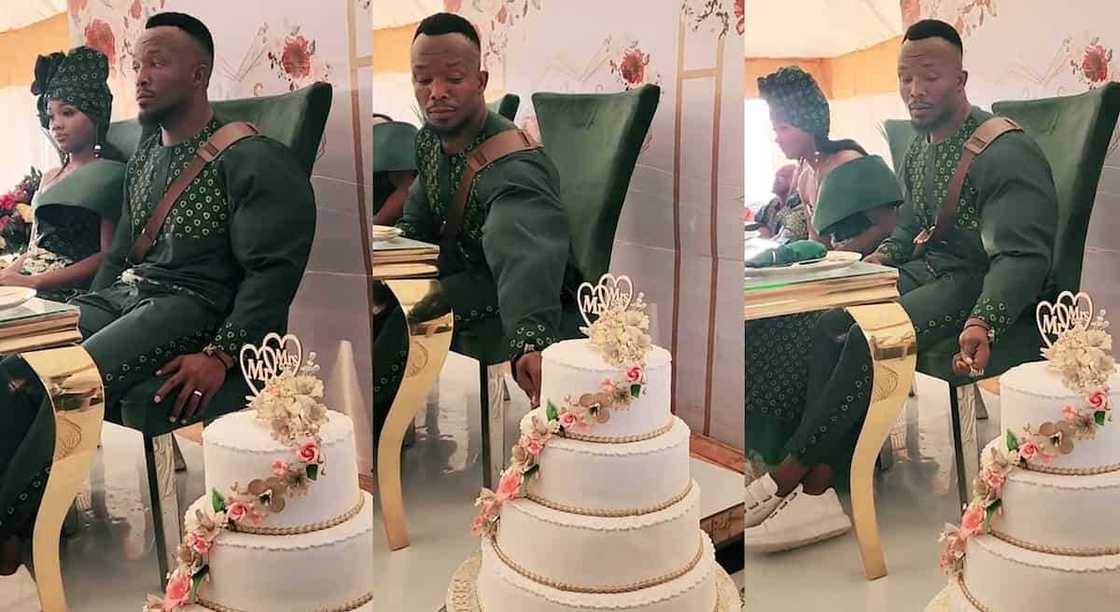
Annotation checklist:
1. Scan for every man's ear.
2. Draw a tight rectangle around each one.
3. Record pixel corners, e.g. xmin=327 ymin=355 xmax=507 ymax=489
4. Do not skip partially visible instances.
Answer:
xmin=194 ymin=62 xmax=212 ymax=90
xmin=479 ymin=69 xmax=490 ymax=92
xmin=959 ymin=69 xmax=969 ymax=91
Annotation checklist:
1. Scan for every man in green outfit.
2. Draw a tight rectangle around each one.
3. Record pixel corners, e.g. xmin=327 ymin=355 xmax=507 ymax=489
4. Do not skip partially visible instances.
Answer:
xmin=373 ymin=13 xmax=580 ymax=442
xmin=745 ymin=19 xmax=1057 ymax=553
xmin=0 ymin=12 xmax=315 ymax=571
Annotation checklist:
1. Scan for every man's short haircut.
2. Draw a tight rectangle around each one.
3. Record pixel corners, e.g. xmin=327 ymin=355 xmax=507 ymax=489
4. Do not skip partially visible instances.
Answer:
xmin=903 ymin=19 xmax=964 ymax=55
xmin=146 ymin=12 xmax=215 ymax=61
xmin=413 ymin=13 xmax=481 ymax=50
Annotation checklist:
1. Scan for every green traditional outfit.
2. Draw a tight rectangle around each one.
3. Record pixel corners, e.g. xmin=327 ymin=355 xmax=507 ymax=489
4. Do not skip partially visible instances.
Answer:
xmin=20 ymin=160 xmax=124 ymax=302
xmin=373 ymin=110 xmax=581 ymax=437
xmin=756 ymin=191 xmax=809 ymax=241
xmin=748 ymin=105 xmax=1057 ymax=473
xmin=0 ymin=114 xmax=315 ymax=542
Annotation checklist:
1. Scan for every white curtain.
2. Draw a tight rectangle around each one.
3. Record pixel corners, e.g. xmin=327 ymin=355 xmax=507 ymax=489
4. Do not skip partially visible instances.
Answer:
xmin=0 ymin=85 xmax=59 ymax=191
xmin=372 ymin=0 xmax=442 ymax=29
xmin=0 ymin=0 xmax=66 ymax=32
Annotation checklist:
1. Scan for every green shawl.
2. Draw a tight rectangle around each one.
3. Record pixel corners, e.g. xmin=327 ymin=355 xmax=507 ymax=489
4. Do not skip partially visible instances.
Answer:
xmin=32 ymin=159 xmax=124 ymax=224
xmin=812 ymin=155 xmax=902 ymax=242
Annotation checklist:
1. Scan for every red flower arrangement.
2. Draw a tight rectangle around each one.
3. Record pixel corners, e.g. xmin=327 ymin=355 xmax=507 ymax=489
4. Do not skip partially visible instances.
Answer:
xmin=0 ymin=168 xmax=41 ymax=255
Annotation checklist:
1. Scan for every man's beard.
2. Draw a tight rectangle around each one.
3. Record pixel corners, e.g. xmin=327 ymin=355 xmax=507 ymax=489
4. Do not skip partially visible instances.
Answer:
xmin=426 ymin=114 xmax=471 ymax=138
xmin=137 ymin=97 xmax=183 ymax=128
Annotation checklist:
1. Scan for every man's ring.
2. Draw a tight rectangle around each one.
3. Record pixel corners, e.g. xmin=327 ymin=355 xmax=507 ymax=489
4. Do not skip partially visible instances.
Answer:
xmin=191 ymin=390 xmax=203 ymax=398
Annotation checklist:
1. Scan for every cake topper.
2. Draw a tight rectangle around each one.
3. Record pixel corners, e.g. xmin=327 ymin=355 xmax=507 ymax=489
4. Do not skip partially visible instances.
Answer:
xmin=240 ymin=332 xmax=304 ymax=398
xmin=578 ymin=273 xmax=652 ymax=367
xmin=1036 ymin=291 xmax=1116 ymax=392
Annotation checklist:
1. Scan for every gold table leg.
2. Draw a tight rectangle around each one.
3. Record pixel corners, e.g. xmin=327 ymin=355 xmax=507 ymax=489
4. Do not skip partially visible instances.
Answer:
xmin=22 ymin=346 xmax=105 ymax=612
xmin=377 ymin=279 xmax=453 ymax=551
xmin=845 ymin=303 xmax=917 ymax=581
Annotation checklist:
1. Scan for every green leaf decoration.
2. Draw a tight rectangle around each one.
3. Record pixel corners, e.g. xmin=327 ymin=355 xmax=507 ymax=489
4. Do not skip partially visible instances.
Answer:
xmin=983 ymin=499 xmax=1002 ymax=532
xmin=546 ymin=401 xmax=559 ymax=422
xmin=524 ymin=464 xmax=540 ymax=478
xmin=307 ymin=463 xmax=319 ymax=481
xmin=630 ymin=384 xmax=642 ymax=398
xmin=1096 ymin=411 xmax=1107 ymax=426
xmin=189 ymin=564 xmax=210 ymax=601
xmin=1005 ymin=430 xmax=1019 ymax=452
xmin=211 ymin=489 xmax=226 ymax=513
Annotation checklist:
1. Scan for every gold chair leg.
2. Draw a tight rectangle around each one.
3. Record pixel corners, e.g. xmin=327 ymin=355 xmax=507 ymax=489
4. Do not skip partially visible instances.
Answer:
xmin=953 ymin=384 xmax=981 ymax=508
xmin=22 ymin=347 xmax=104 ymax=612
xmin=378 ymin=279 xmax=453 ymax=551
xmin=844 ymin=304 xmax=917 ymax=581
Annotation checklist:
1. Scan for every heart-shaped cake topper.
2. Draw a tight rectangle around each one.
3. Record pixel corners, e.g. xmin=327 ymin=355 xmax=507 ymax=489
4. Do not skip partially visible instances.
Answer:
xmin=1036 ymin=291 xmax=1094 ymax=350
xmin=240 ymin=333 xmax=304 ymax=397
xmin=577 ymin=274 xmax=635 ymax=326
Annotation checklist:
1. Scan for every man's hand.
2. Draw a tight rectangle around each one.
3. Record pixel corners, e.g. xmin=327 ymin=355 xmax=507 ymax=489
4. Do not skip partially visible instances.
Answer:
xmin=514 ymin=351 xmax=543 ymax=407
xmin=952 ymin=320 xmax=992 ymax=378
xmin=863 ymin=252 xmax=889 ymax=266
xmin=154 ymin=353 xmax=228 ymax=424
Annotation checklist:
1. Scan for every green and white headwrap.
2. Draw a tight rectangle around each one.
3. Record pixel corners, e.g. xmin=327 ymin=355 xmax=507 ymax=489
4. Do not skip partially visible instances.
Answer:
xmin=757 ymin=66 xmax=830 ymax=138
xmin=31 ymin=46 xmax=113 ymax=139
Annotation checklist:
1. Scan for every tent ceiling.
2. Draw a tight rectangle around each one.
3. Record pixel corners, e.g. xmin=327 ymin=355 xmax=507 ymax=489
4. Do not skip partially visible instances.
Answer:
xmin=0 ymin=0 xmax=66 ymax=33
xmin=746 ymin=0 xmax=902 ymax=58
xmin=374 ymin=0 xmax=442 ymax=30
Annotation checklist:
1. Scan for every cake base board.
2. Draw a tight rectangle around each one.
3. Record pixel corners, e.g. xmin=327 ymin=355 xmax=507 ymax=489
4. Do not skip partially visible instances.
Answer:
xmin=925 ymin=583 xmax=954 ymax=612
xmin=443 ymin=552 xmax=742 ymax=612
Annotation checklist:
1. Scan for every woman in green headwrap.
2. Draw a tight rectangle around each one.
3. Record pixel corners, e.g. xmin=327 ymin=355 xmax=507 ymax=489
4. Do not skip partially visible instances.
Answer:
xmin=0 ymin=46 xmax=122 ymax=574
xmin=0 ymin=46 xmax=123 ymax=303
xmin=745 ymin=67 xmax=902 ymax=536
xmin=372 ymin=113 xmax=418 ymax=226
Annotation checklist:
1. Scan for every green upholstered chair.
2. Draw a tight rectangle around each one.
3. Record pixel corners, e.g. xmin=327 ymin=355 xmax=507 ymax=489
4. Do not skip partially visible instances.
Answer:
xmin=882 ymin=83 xmax=1120 ymax=506
xmin=487 ymin=93 xmax=521 ymax=120
xmin=455 ymin=85 xmax=660 ymax=488
xmin=103 ymin=82 xmax=333 ymax=581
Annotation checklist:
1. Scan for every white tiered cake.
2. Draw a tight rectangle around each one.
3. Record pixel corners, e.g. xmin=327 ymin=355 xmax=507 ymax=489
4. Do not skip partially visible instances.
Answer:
xmin=185 ymin=410 xmax=374 ymax=612
xmin=933 ymin=293 xmax=1120 ymax=611
xmin=455 ymin=275 xmax=730 ymax=612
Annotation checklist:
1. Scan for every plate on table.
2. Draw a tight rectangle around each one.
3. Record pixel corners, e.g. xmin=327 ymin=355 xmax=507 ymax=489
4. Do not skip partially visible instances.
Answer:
xmin=373 ymin=225 xmax=403 ymax=242
xmin=745 ymin=250 xmax=862 ymax=278
xmin=0 ymin=287 xmax=36 ymax=310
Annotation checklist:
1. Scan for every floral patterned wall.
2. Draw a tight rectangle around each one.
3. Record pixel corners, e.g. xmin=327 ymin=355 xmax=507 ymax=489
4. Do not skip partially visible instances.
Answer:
xmin=69 ymin=0 xmax=376 ymax=469
xmin=456 ymin=0 xmax=745 ymax=446
xmin=907 ymin=0 xmax=1120 ymax=327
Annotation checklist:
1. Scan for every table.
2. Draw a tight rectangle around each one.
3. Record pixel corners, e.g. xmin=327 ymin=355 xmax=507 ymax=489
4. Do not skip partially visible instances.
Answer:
xmin=0 ymin=298 xmax=103 ymax=612
xmin=372 ymin=238 xmax=453 ymax=551
xmin=745 ymin=261 xmax=917 ymax=580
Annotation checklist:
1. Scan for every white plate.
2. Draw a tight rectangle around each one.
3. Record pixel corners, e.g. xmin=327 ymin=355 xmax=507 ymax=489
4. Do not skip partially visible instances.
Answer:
xmin=745 ymin=250 xmax=862 ymax=278
xmin=0 ymin=286 xmax=36 ymax=310
xmin=372 ymin=225 xmax=403 ymax=242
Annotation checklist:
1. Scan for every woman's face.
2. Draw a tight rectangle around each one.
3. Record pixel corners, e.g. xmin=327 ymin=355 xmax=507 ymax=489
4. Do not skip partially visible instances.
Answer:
xmin=46 ymin=99 xmax=96 ymax=155
xmin=771 ymin=119 xmax=814 ymax=160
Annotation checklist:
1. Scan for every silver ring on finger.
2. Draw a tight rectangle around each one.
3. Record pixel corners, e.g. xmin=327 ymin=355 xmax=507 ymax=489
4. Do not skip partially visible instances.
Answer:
xmin=191 ymin=389 xmax=203 ymax=398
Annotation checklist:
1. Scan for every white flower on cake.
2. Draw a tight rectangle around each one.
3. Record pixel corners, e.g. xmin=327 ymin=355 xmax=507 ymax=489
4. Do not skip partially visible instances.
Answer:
xmin=577 ymin=273 xmax=653 ymax=368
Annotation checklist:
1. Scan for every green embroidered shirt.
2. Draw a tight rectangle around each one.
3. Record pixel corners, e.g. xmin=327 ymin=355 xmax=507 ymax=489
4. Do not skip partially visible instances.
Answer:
xmin=93 ymin=116 xmax=317 ymax=355
xmin=874 ymin=106 xmax=1057 ymax=338
xmin=396 ymin=111 xmax=578 ymax=359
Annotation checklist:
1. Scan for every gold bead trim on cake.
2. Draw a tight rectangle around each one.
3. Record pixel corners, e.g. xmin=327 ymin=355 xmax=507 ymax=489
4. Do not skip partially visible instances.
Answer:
xmin=956 ymin=578 xmax=991 ymax=612
xmin=1021 ymin=461 xmax=1120 ymax=476
xmin=490 ymin=533 xmax=704 ymax=594
xmin=990 ymin=529 xmax=1120 ymax=556
xmin=562 ymin=417 xmax=675 ymax=444
xmin=232 ymin=495 xmax=365 ymax=536
xmin=525 ymin=481 xmax=692 ymax=518
xmin=197 ymin=591 xmax=373 ymax=612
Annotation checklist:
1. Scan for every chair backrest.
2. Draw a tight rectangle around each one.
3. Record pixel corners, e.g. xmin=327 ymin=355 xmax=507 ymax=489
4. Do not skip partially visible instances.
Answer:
xmin=106 ymin=82 xmax=333 ymax=175
xmin=993 ymin=84 xmax=1120 ymax=296
xmin=881 ymin=85 xmax=1120 ymax=297
xmin=531 ymin=84 xmax=660 ymax=283
xmin=488 ymin=93 xmax=521 ymax=120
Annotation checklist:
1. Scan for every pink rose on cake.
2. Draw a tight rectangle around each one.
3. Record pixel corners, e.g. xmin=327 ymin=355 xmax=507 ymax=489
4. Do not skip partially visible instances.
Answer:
xmin=519 ymin=433 xmax=545 ymax=457
xmin=626 ymin=365 xmax=643 ymax=382
xmin=1088 ymin=389 xmax=1110 ymax=411
xmin=272 ymin=459 xmax=290 ymax=476
xmin=297 ymin=440 xmax=320 ymax=463
xmin=227 ymin=501 xmax=250 ymax=523
xmin=162 ymin=570 xmax=192 ymax=609
xmin=1062 ymin=405 xmax=1080 ymax=421
xmin=186 ymin=531 xmax=211 ymax=555
xmin=982 ymin=468 xmax=1005 ymax=491
xmin=1018 ymin=439 xmax=1039 ymax=461
xmin=497 ymin=468 xmax=522 ymax=501
xmin=959 ymin=504 xmax=985 ymax=539
xmin=558 ymin=411 xmax=584 ymax=430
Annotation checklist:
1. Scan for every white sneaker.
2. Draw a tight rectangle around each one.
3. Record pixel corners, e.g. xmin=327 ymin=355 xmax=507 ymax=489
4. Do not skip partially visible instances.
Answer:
xmin=745 ymin=486 xmax=852 ymax=553
xmin=745 ymin=473 xmax=783 ymax=528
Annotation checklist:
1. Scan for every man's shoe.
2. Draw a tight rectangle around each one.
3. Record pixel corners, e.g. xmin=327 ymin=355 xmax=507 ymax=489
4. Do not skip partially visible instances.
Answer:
xmin=745 ymin=486 xmax=851 ymax=553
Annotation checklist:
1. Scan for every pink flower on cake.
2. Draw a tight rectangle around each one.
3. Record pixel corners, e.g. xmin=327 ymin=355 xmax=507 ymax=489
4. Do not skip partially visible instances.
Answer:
xmin=271 ymin=459 xmax=290 ymax=476
xmin=1088 ymin=389 xmax=1110 ymax=410
xmin=162 ymin=570 xmax=192 ymax=609
xmin=1062 ymin=405 xmax=1080 ymax=421
xmin=297 ymin=440 xmax=320 ymax=463
xmin=519 ymin=433 xmax=545 ymax=457
xmin=959 ymin=504 xmax=985 ymax=539
xmin=626 ymin=366 xmax=643 ymax=382
xmin=1019 ymin=439 xmax=1039 ymax=461
xmin=558 ymin=411 xmax=582 ymax=430
xmin=185 ymin=532 xmax=210 ymax=555
xmin=226 ymin=501 xmax=249 ymax=523
xmin=982 ymin=469 xmax=1005 ymax=491
xmin=496 ymin=468 xmax=522 ymax=501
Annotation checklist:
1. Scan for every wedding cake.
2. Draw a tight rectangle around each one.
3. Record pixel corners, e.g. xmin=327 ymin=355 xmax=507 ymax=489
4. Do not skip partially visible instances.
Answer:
xmin=146 ymin=335 xmax=373 ymax=612
xmin=456 ymin=275 xmax=729 ymax=612
xmin=936 ymin=293 xmax=1120 ymax=611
